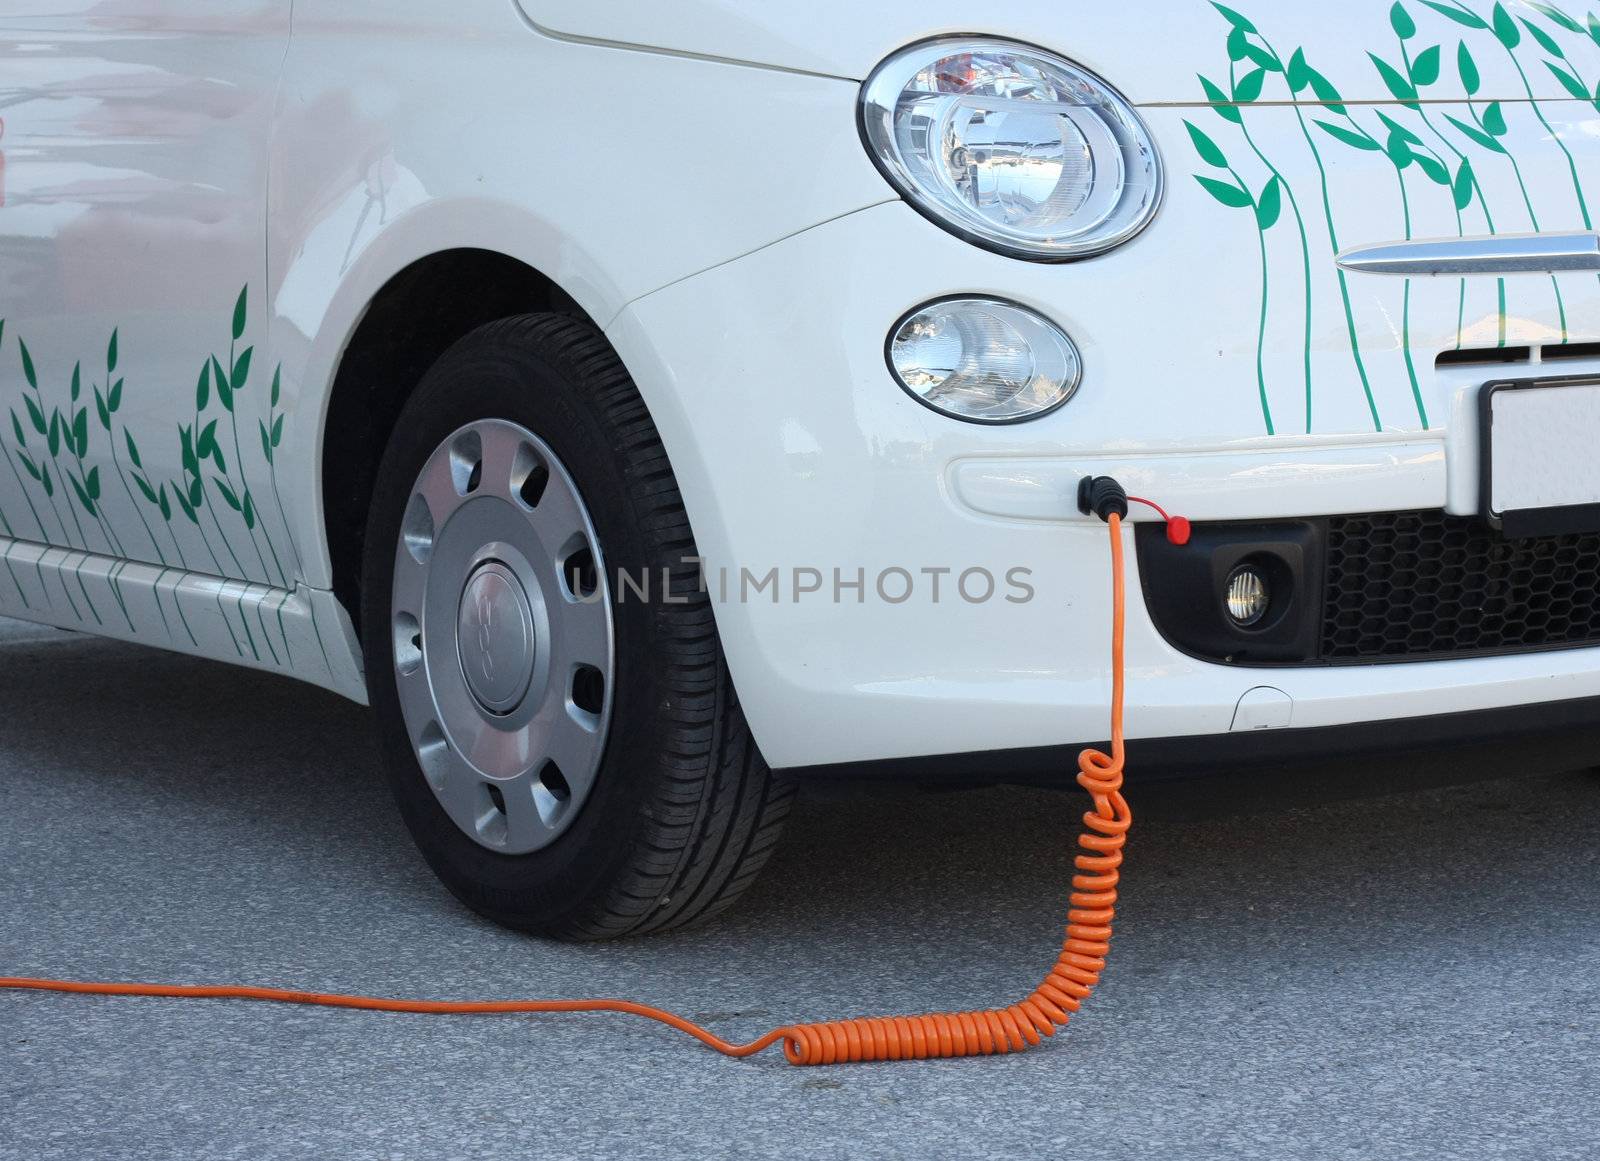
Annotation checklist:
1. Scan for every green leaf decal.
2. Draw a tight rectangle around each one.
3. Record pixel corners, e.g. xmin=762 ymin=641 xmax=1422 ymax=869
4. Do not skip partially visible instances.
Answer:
xmin=1411 ymin=44 xmax=1442 ymax=86
xmin=1315 ymin=118 xmax=1381 ymax=150
xmin=1198 ymin=74 xmax=1243 ymax=122
xmin=180 ymin=425 xmax=198 ymax=475
xmin=1370 ymin=52 xmax=1419 ymax=101
xmin=1522 ymin=16 xmax=1566 ymax=55
xmin=1484 ymin=101 xmax=1508 ymax=135
xmin=1287 ymin=48 xmax=1312 ymax=93
xmin=1413 ymin=152 xmax=1450 ymax=184
xmin=10 ymin=409 xmax=25 ymax=446
xmin=196 ymin=419 xmax=218 ymax=461
xmin=1445 ymin=112 xmax=1506 ymax=151
xmin=175 ymin=485 xmax=198 ymax=525
xmin=1255 ymin=176 xmax=1283 ymax=229
xmin=1420 ymin=0 xmax=1489 ymax=28
xmin=188 ymin=477 xmax=203 ymax=508
xmin=1376 ymin=110 xmax=1423 ymax=144
xmin=260 ymin=420 xmax=273 ymax=465
xmin=1385 ymin=130 xmax=1416 ymax=169
xmin=69 ymin=472 xmax=95 ymax=517
xmin=1529 ymin=3 xmax=1583 ymax=32
xmin=40 ymin=462 xmax=53 ymax=498
xmin=270 ymin=367 xmax=281 ymax=408
xmin=243 ymin=490 xmax=256 ymax=531
xmin=108 ymin=377 xmax=122 ymax=413
xmin=47 ymin=410 xmax=60 ymax=457
xmin=1458 ymin=41 xmax=1481 ymax=95
xmin=1195 ymin=174 xmax=1254 ymax=208
xmin=1590 ymin=13 xmax=1600 ymax=47
xmin=232 ymin=285 xmax=248 ymax=342
xmin=107 ymin=328 xmax=118 ymax=374
xmin=270 ymin=413 xmax=284 ymax=448
xmin=72 ymin=408 xmax=88 ymax=457
xmin=94 ymin=386 xmax=110 ymax=431
xmin=158 ymin=484 xmax=172 ymax=522
xmin=231 ymin=346 xmax=252 ymax=390
xmin=135 ymin=474 xmax=158 ymax=505
xmin=1240 ymin=43 xmax=1281 ymax=72
xmin=1547 ymin=61 xmax=1589 ymax=99
xmin=17 ymin=451 xmax=39 ymax=482
xmin=212 ymin=355 xmax=233 ymax=412
xmin=196 ymin=362 xmax=211 ymax=411
xmin=1491 ymin=2 xmax=1521 ymax=47
xmin=70 ymin=362 xmax=81 ymax=403
xmin=1186 ymin=120 xmax=1229 ymax=167
xmin=215 ymin=478 xmax=242 ymax=512
xmin=24 ymin=394 xmax=46 ymax=435
xmin=19 ymin=339 xmax=37 ymax=390
xmin=85 ymin=465 xmax=100 ymax=502
xmin=1233 ymin=67 xmax=1267 ymax=102
xmin=1392 ymin=2 xmax=1418 ymax=38
xmin=1453 ymin=159 xmax=1476 ymax=209
xmin=1227 ymin=25 xmax=1249 ymax=62
xmin=1212 ymin=2 xmax=1257 ymax=33
xmin=126 ymin=429 xmax=143 ymax=470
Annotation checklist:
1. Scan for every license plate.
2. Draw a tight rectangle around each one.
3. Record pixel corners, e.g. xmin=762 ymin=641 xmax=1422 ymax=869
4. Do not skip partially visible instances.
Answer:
xmin=1480 ymin=376 xmax=1600 ymax=538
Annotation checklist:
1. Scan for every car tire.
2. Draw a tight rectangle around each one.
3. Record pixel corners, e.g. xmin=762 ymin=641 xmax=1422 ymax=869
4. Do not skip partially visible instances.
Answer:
xmin=360 ymin=312 xmax=794 ymax=939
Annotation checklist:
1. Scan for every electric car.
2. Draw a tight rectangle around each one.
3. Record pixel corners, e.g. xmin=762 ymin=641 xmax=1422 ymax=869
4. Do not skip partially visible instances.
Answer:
xmin=3 ymin=1 xmax=1599 ymax=938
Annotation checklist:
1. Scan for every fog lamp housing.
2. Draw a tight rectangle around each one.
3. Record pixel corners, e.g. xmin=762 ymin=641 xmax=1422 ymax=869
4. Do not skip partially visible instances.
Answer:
xmin=887 ymin=297 xmax=1082 ymax=424
xmin=1225 ymin=564 xmax=1271 ymax=627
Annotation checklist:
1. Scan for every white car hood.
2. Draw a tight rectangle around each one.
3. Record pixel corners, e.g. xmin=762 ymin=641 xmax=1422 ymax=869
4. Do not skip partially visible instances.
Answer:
xmin=517 ymin=0 xmax=1593 ymax=102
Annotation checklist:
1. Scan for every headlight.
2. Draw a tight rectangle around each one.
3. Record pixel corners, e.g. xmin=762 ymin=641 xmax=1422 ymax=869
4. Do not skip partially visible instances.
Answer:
xmin=887 ymin=297 xmax=1082 ymax=423
xmin=860 ymin=38 xmax=1162 ymax=261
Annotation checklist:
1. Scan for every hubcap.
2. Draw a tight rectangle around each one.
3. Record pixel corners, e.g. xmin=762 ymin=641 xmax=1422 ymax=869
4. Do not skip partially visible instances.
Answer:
xmin=390 ymin=419 xmax=614 ymax=854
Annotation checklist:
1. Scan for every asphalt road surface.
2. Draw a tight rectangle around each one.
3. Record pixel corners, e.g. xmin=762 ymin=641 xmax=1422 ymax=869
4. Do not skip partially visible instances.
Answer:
xmin=2 ymin=617 xmax=1597 ymax=1160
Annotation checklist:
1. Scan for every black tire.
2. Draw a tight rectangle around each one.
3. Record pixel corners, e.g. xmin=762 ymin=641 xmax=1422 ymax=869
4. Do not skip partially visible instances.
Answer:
xmin=360 ymin=313 xmax=794 ymax=939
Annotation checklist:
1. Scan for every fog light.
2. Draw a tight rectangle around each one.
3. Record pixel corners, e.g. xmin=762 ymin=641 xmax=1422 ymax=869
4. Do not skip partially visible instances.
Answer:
xmin=887 ymin=297 xmax=1082 ymax=424
xmin=1225 ymin=565 xmax=1270 ymax=627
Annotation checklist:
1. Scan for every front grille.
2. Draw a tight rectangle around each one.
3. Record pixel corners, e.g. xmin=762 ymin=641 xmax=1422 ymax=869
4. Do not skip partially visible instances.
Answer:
xmin=1322 ymin=510 xmax=1600 ymax=661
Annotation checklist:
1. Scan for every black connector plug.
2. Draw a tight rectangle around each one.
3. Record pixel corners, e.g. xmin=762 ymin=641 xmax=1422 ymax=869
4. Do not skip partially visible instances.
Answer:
xmin=1076 ymin=475 xmax=1129 ymax=523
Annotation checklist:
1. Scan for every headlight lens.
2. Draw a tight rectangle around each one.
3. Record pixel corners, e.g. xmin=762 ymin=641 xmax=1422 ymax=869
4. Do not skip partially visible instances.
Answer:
xmin=861 ymin=39 xmax=1162 ymax=261
xmin=888 ymin=297 xmax=1081 ymax=423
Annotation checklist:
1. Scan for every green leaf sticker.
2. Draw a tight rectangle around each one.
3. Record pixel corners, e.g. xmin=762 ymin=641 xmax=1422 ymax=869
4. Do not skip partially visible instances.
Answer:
xmin=1547 ymin=61 xmax=1589 ymax=99
xmin=259 ymin=420 xmax=273 ymax=465
xmin=188 ymin=477 xmax=203 ymax=508
xmin=270 ymin=413 xmax=284 ymax=449
xmin=1411 ymin=44 xmax=1442 ymax=86
xmin=1392 ymin=2 xmax=1417 ymax=39
xmin=232 ymin=284 xmax=248 ymax=342
xmin=17 ymin=451 xmax=39 ymax=482
xmin=94 ymin=387 xmax=110 ymax=431
xmin=1445 ymin=112 xmax=1505 ymax=151
xmin=212 ymin=355 xmax=233 ymax=412
xmin=1385 ymin=130 xmax=1415 ymax=169
xmin=1413 ymin=152 xmax=1450 ymax=184
xmin=1491 ymin=2 xmax=1521 ymax=47
xmin=1484 ymin=101 xmax=1507 ymax=135
xmin=125 ymin=429 xmax=143 ymax=470
xmin=1453 ymin=159 xmax=1476 ymax=209
xmin=107 ymin=329 xmax=118 ymax=374
xmin=85 ymin=465 xmax=100 ymax=502
xmin=24 ymin=394 xmax=46 ymax=436
xmin=1315 ymin=119 xmax=1381 ymax=150
xmin=1186 ymin=120 xmax=1230 ymax=167
xmin=1233 ymin=67 xmax=1267 ymax=103
xmin=1458 ymin=41 xmax=1480 ymax=95
xmin=1287 ymin=48 xmax=1312 ymax=93
xmin=1522 ymin=16 xmax=1565 ymax=55
xmin=1420 ymin=0 xmax=1488 ymax=29
xmin=1240 ymin=43 xmax=1281 ymax=72
xmin=47 ymin=410 xmax=60 ymax=457
xmin=196 ymin=362 xmax=211 ymax=412
xmin=1227 ymin=25 xmax=1249 ymax=62
xmin=134 ymin=474 xmax=158 ymax=505
xmin=108 ymin=377 xmax=122 ymax=413
xmin=270 ymin=367 xmax=281 ymax=408
xmin=72 ymin=408 xmax=88 ymax=457
xmin=158 ymin=484 xmax=172 ymax=522
xmin=1195 ymin=174 xmax=1254 ymax=208
xmin=243 ymin=490 xmax=256 ymax=531
xmin=1212 ymin=2 xmax=1257 ymax=33
xmin=19 ymin=339 xmax=37 ymax=390
xmin=1370 ymin=52 xmax=1419 ymax=101
xmin=70 ymin=362 xmax=81 ymax=403
xmin=1376 ymin=110 xmax=1422 ymax=145
xmin=1529 ymin=3 xmax=1583 ymax=32
xmin=1306 ymin=67 xmax=1347 ymax=113
xmin=40 ymin=462 xmax=53 ymax=498
xmin=196 ymin=418 xmax=218 ymax=461
xmin=10 ymin=409 xmax=25 ymax=446
xmin=215 ymin=478 xmax=242 ymax=512
xmin=175 ymin=486 xmax=198 ymax=525
xmin=231 ymin=346 xmax=252 ymax=390
xmin=1198 ymin=74 xmax=1243 ymax=123
xmin=1255 ymin=175 xmax=1283 ymax=229
xmin=69 ymin=472 xmax=95 ymax=518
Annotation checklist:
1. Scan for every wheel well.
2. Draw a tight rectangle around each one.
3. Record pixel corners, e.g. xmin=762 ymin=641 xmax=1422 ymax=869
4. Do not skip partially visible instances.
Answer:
xmin=321 ymin=248 xmax=587 ymax=625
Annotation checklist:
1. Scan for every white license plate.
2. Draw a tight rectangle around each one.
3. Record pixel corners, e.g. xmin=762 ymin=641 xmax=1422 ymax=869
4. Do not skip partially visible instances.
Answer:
xmin=1481 ymin=377 xmax=1600 ymax=538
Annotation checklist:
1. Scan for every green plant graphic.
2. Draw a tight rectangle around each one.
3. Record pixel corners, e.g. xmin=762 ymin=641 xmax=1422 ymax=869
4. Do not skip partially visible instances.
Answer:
xmin=0 ymin=287 xmax=332 ymax=678
xmin=1197 ymin=0 xmax=1595 ymax=432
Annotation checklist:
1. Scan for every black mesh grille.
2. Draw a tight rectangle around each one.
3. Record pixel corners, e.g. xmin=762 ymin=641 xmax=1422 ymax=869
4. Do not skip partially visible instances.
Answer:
xmin=1321 ymin=510 xmax=1600 ymax=661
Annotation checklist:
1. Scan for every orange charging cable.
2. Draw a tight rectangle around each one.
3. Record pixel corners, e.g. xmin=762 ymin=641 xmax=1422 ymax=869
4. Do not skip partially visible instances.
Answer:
xmin=1 ymin=514 xmax=1133 ymax=1067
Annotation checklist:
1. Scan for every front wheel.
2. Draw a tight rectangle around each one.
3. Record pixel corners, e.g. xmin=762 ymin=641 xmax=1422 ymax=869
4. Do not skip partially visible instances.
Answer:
xmin=360 ymin=314 xmax=794 ymax=939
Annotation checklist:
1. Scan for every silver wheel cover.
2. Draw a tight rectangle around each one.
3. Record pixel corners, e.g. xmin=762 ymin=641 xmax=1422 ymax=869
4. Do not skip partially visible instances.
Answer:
xmin=390 ymin=419 xmax=614 ymax=854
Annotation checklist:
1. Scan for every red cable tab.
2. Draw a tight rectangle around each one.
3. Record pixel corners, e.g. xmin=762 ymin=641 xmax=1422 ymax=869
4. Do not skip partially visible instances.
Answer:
xmin=1126 ymin=496 xmax=1190 ymax=545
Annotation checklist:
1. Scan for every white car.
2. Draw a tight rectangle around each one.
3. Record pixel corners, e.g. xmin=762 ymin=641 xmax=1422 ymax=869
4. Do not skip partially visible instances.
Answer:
xmin=2 ymin=1 xmax=1598 ymax=937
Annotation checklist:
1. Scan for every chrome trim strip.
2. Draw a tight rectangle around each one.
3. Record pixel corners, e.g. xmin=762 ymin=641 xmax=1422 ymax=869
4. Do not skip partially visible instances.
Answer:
xmin=1337 ymin=232 xmax=1600 ymax=275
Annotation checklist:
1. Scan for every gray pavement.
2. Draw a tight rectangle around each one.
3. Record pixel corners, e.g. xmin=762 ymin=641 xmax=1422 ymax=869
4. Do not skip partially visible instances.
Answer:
xmin=1 ymin=616 xmax=1597 ymax=1160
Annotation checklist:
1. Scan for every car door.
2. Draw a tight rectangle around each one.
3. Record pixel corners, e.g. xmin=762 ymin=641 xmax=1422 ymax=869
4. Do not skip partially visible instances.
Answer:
xmin=0 ymin=1 xmax=289 ymax=589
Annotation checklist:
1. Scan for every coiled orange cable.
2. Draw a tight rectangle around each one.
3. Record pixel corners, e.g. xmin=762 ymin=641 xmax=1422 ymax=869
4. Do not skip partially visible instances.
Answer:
xmin=1 ymin=514 xmax=1132 ymax=1067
